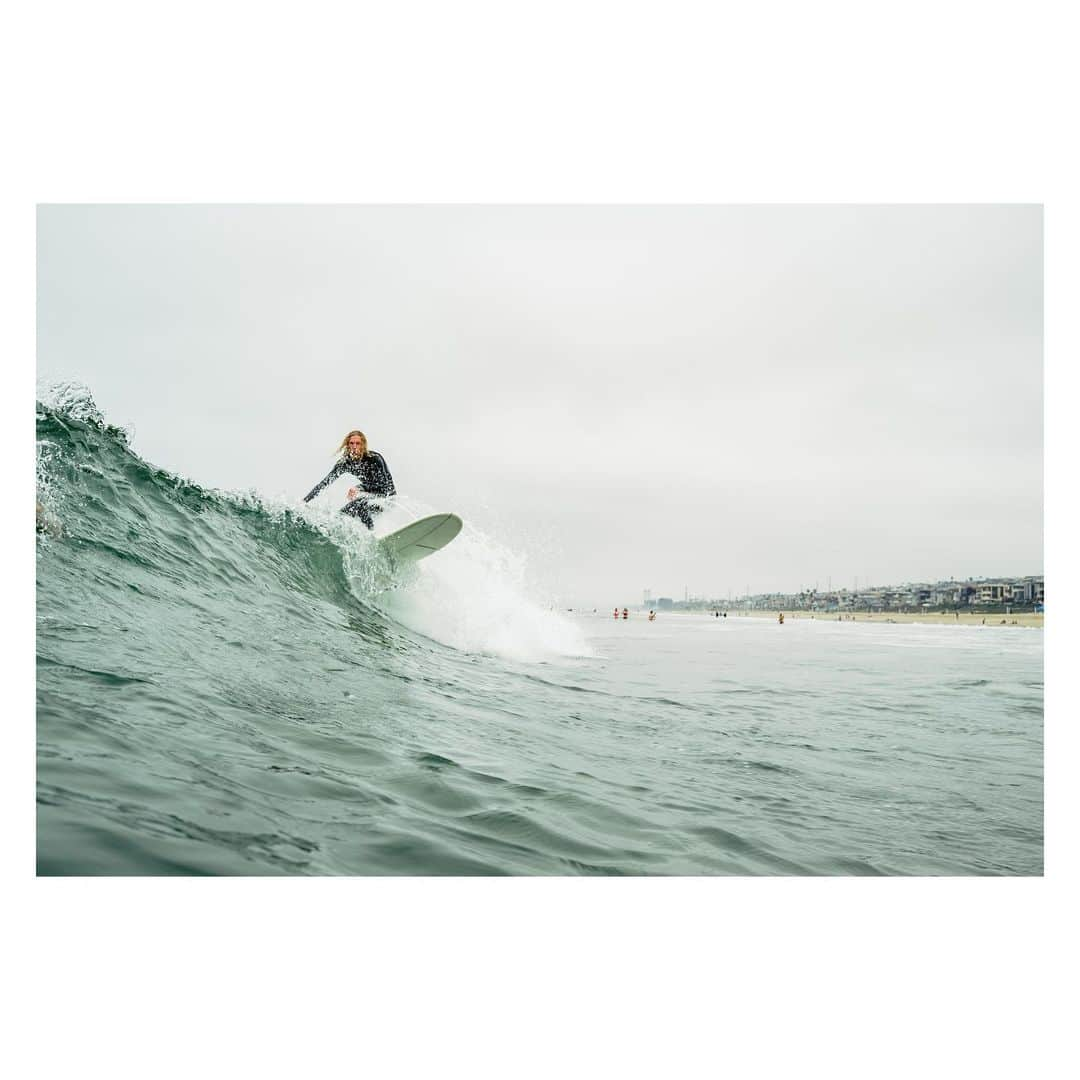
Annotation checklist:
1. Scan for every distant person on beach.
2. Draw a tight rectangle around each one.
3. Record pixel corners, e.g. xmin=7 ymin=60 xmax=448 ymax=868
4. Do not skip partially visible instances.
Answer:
xmin=648 ymin=610 xmax=656 ymax=621
xmin=622 ymin=608 xmax=629 ymax=620
xmin=303 ymin=429 xmax=396 ymax=529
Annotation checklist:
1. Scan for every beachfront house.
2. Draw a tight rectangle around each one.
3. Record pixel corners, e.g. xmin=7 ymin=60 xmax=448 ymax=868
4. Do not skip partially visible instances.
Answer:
xmin=1007 ymin=580 xmax=1032 ymax=604
xmin=929 ymin=584 xmax=960 ymax=607
xmin=909 ymin=586 xmax=932 ymax=609
xmin=1007 ymin=578 xmax=1044 ymax=605
xmin=977 ymin=582 xmax=1007 ymax=604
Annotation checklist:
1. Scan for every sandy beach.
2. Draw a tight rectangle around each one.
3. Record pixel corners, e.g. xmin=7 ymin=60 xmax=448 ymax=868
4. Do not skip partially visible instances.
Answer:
xmin=702 ymin=610 xmax=1044 ymax=628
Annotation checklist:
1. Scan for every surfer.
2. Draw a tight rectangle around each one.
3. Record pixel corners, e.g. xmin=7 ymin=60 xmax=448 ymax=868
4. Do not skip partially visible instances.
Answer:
xmin=302 ymin=429 xmax=396 ymax=529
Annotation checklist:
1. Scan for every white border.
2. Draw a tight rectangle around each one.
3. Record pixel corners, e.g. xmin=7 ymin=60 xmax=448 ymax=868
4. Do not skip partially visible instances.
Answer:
xmin=8 ymin=2 xmax=1075 ymax=1076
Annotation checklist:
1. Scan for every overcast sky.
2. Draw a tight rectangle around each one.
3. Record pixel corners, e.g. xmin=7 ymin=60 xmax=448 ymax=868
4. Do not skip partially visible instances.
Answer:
xmin=37 ymin=204 xmax=1042 ymax=605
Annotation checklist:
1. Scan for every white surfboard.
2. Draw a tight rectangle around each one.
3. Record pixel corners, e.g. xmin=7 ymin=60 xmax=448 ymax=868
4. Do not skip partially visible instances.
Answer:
xmin=380 ymin=513 xmax=462 ymax=565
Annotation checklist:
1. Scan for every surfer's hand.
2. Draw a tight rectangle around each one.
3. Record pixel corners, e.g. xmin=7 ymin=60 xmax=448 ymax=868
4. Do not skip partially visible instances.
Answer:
xmin=347 ymin=487 xmax=359 ymax=500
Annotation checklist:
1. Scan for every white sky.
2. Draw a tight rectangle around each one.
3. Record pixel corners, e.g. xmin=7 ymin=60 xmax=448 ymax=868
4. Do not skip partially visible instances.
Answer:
xmin=37 ymin=204 xmax=1042 ymax=604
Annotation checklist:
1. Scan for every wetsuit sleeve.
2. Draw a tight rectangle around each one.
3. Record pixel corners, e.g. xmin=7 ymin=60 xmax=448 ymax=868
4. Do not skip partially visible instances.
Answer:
xmin=370 ymin=454 xmax=396 ymax=496
xmin=303 ymin=460 xmax=346 ymax=502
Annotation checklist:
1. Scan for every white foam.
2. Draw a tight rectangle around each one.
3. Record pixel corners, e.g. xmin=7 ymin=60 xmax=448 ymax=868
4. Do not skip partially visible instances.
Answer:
xmin=36 ymin=378 xmax=110 ymax=428
xmin=240 ymin=487 xmax=592 ymax=662
xmin=367 ymin=500 xmax=592 ymax=662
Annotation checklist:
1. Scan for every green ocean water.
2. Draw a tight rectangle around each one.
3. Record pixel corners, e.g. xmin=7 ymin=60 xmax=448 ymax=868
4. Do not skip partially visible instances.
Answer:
xmin=36 ymin=390 xmax=1043 ymax=875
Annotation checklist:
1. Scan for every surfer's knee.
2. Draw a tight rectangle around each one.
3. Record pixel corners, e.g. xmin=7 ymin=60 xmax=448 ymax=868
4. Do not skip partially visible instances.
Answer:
xmin=342 ymin=500 xmax=375 ymax=528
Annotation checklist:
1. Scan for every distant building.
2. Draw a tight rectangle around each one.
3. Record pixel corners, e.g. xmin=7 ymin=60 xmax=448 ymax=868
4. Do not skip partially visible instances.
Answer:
xmin=657 ymin=597 xmax=673 ymax=610
xmin=978 ymin=582 xmax=1007 ymax=604
xmin=955 ymin=584 xmax=977 ymax=606
xmin=1006 ymin=578 xmax=1043 ymax=604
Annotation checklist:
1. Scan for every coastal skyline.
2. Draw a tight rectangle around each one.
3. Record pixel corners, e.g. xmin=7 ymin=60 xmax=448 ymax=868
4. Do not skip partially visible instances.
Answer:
xmin=585 ymin=571 xmax=1046 ymax=613
xmin=647 ymin=571 xmax=1042 ymax=602
xmin=37 ymin=204 xmax=1042 ymax=602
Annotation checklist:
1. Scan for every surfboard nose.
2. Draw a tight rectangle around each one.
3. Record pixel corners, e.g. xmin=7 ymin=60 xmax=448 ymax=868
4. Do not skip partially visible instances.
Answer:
xmin=380 ymin=513 xmax=463 ymax=564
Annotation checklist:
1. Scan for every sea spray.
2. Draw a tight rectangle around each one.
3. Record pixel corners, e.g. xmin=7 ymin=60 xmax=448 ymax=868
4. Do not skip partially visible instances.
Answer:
xmin=295 ymin=490 xmax=592 ymax=662
xmin=375 ymin=518 xmax=593 ymax=663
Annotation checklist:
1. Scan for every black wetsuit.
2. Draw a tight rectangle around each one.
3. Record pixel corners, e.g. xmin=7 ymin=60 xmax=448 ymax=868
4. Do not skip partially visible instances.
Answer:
xmin=303 ymin=452 xmax=396 ymax=529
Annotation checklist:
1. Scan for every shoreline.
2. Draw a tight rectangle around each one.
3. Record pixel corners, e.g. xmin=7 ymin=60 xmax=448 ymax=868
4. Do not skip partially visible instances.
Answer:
xmin=651 ymin=609 xmax=1044 ymax=628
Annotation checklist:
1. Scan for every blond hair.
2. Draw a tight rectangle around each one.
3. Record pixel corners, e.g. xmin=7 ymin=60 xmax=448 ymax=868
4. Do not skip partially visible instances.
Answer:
xmin=336 ymin=430 xmax=368 ymax=457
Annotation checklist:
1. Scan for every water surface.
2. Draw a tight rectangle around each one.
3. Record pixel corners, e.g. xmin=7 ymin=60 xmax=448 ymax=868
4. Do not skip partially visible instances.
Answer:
xmin=36 ymin=393 xmax=1043 ymax=875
